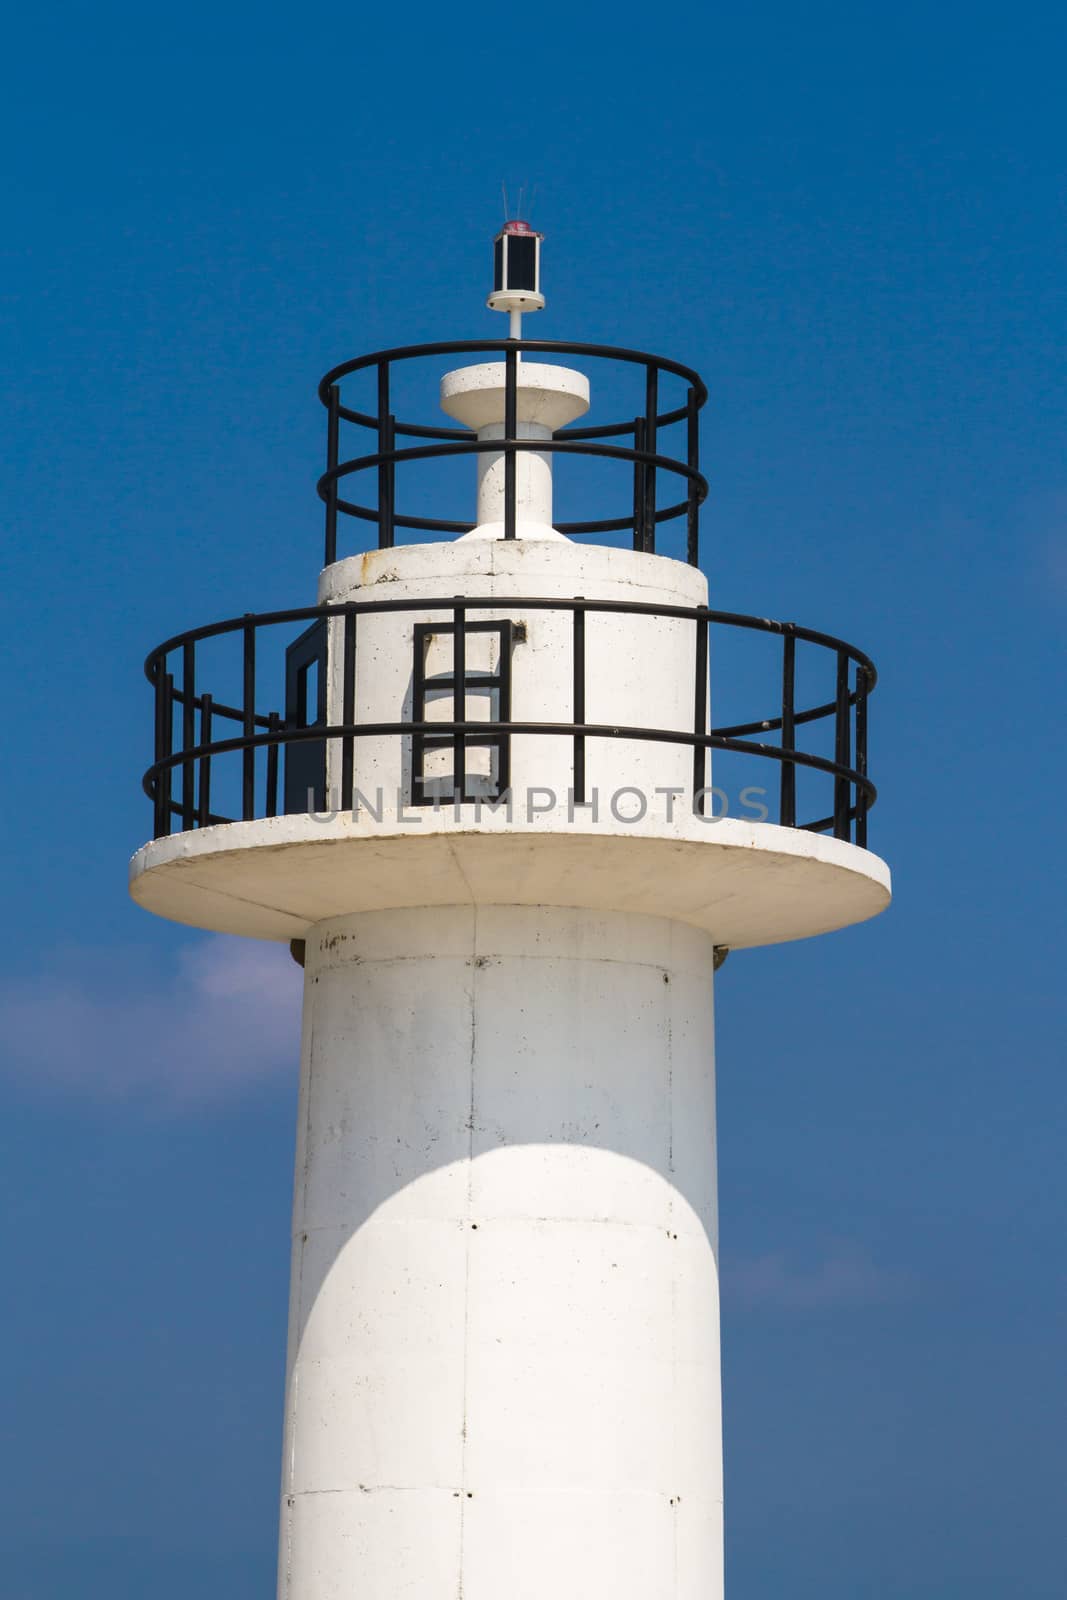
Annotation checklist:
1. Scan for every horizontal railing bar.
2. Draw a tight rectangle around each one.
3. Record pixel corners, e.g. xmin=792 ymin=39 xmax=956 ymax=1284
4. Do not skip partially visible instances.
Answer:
xmin=713 ymin=693 xmax=862 ymax=739
xmin=317 ymin=436 xmax=710 ymax=499
xmin=330 ymin=498 xmax=694 ymax=539
xmin=801 ymin=812 xmax=852 ymax=836
xmin=158 ymin=794 xmax=869 ymax=835
xmin=556 ymin=405 xmax=690 ymax=441
xmin=148 ymin=783 xmax=872 ymax=841
xmin=156 ymin=795 xmax=870 ymax=836
xmin=334 ymin=501 xmax=475 ymax=534
xmin=168 ymin=687 xmax=274 ymax=728
xmin=319 ymin=339 xmax=709 ymax=408
xmin=151 ymin=796 xmax=234 ymax=827
xmin=335 ymin=403 xmax=693 ymax=442
xmin=145 ymin=600 xmax=876 ymax=686
xmin=559 ymin=498 xmax=692 ymax=535
xmin=389 ymin=418 xmax=470 ymax=441
xmin=160 ymin=789 xmax=872 ymax=830
xmin=144 ymin=716 xmax=876 ymax=801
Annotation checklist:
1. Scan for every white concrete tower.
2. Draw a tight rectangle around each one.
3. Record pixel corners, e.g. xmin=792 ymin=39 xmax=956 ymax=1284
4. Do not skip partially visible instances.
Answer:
xmin=131 ymin=224 xmax=890 ymax=1600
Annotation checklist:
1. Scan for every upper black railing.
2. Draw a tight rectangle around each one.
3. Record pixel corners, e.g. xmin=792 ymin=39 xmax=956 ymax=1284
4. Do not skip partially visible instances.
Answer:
xmin=316 ymin=340 xmax=710 ymax=566
xmin=142 ymin=597 xmax=877 ymax=848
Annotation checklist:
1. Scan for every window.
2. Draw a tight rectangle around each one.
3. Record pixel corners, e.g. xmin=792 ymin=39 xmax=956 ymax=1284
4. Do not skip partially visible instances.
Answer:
xmin=411 ymin=620 xmax=514 ymax=804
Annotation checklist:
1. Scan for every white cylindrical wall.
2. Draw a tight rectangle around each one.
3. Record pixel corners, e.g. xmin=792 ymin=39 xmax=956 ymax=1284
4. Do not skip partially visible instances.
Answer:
xmin=320 ymin=541 xmax=709 ymax=823
xmin=473 ymin=418 xmax=554 ymax=530
xmin=278 ymin=904 xmax=722 ymax=1600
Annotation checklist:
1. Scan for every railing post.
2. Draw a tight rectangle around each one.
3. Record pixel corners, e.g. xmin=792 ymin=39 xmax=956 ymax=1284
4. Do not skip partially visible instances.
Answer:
xmin=643 ymin=365 xmax=658 ymax=553
xmin=686 ymin=385 xmax=700 ymax=567
xmin=855 ymin=666 xmax=869 ymax=848
xmin=779 ymin=631 xmax=796 ymax=828
xmin=452 ymin=599 xmax=467 ymax=800
xmin=504 ymin=343 xmax=517 ymax=541
xmin=631 ymin=416 xmax=646 ymax=552
xmin=572 ymin=600 xmax=586 ymax=806
xmin=377 ymin=364 xmax=395 ymax=550
xmin=242 ymin=616 xmax=256 ymax=822
xmin=197 ymin=691 xmax=213 ymax=829
xmin=154 ymin=664 xmax=174 ymax=840
xmin=181 ymin=639 xmax=196 ymax=831
xmin=341 ymin=610 xmax=356 ymax=811
xmin=693 ymin=609 xmax=709 ymax=813
xmin=266 ymin=711 xmax=280 ymax=819
xmin=833 ymin=649 xmax=851 ymax=840
xmin=324 ymin=383 xmax=340 ymax=567
xmin=496 ymin=619 xmax=513 ymax=798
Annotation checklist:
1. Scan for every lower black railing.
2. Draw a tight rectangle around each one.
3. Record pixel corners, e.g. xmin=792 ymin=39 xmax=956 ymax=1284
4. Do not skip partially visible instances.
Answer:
xmin=143 ymin=597 xmax=877 ymax=847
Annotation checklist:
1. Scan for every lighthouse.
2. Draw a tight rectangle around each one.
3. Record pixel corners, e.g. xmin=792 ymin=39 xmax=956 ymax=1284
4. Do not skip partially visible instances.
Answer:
xmin=131 ymin=224 xmax=890 ymax=1600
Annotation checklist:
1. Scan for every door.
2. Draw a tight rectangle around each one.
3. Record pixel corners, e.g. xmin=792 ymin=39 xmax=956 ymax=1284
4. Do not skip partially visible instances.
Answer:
xmin=284 ymin=619 xmax=328 ymax=814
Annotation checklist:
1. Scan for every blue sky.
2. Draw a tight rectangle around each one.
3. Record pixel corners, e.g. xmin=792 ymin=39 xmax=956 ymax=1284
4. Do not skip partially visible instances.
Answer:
xmin=2 ymin=1 xmax=1065 ymax=1595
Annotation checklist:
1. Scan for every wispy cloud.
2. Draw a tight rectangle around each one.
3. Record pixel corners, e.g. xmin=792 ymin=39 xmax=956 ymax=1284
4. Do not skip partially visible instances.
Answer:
xmin=0 ymin=936 xmax=302 ymax=1111
xmin=726 ymin=1245 xmax=916 ymax=1310
xmin=1022 ymin=487 xmax=1067 ymax=597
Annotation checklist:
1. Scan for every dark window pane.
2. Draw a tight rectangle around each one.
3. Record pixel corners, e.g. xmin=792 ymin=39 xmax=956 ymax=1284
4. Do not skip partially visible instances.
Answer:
xmin=493 ymin=237 xmax=504 ymax=292
xmin=507 ymin=235 xmax=537 ymax=291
